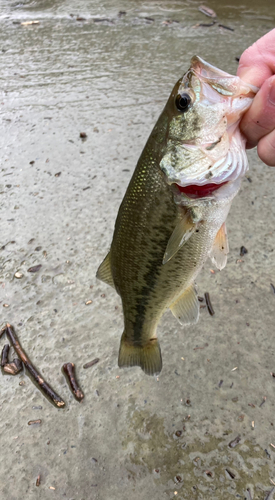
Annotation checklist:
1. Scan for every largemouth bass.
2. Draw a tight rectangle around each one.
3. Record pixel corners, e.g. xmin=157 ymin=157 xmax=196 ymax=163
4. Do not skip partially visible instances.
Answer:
xmin=97 ymin=56 xmax=257 ymax=376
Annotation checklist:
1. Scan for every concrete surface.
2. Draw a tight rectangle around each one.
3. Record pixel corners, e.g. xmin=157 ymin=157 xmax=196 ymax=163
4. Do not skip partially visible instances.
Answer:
xmin=0 ymin=0 xmax=275 ymax=499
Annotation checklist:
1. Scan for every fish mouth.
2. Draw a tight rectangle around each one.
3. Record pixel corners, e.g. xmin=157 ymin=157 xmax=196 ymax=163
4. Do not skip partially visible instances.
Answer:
xmin=190 ymin=56 xmax=258 ymax=96
xmin=160 ymin=56 xmax=258 ymax=188
xmin=174 ymin=181 xmax=228 ymax=199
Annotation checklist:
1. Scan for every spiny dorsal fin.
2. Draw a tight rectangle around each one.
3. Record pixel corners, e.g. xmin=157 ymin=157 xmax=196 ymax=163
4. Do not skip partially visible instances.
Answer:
xmin=170 ymin=283 xmax=199 ymax=326
xmin=209 ymin=222 xmax=229 ymax=271
xmin=163 ymin=210 xmax=197 ymax=265
xmin=96 ymin=252 xmax=115 ymax=288
xmin=118 ymin=332 xmax=162 ymax=376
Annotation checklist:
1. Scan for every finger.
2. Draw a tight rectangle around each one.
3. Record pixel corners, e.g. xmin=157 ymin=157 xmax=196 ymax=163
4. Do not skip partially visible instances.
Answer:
xmin=237 ymin=28 xmax=275 ymax=87
xmin=239 ymin=75 xmax=275 ymax=148
xmin=257 ymin=129 xmax=275 ymax=166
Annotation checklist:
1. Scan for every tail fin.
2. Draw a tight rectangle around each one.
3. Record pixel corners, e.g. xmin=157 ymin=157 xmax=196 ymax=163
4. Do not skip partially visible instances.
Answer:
xmin=118 ymin=332 xmax=162 ymax=376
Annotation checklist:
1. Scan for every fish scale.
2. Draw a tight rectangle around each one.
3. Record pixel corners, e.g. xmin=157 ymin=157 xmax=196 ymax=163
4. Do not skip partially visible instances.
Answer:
xmin=97 ymin=56 xmax=257 ymax=375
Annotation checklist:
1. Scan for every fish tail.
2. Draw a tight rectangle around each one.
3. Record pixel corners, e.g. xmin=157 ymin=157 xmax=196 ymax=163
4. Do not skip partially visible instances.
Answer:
xmin=118 ymin=332 xmax=162 ymax=376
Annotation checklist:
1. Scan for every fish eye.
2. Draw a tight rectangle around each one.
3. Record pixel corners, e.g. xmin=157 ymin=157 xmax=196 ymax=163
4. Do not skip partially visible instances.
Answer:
xmin=175 ymin=93 xmax=192 ymax=112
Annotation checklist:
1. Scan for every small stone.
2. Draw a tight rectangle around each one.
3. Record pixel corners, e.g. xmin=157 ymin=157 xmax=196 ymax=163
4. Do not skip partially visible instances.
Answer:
xmin=14 ymin=272 xmax=23 ymax=279
xmin=27 ymin=264 xmax=42 ymax=273
xmin=85 ymin=300 xmax=93 ymax=305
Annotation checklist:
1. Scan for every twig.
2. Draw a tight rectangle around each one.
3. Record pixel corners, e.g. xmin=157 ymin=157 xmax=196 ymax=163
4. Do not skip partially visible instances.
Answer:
xmin=0 ymin=325 xmax=7 ymax=339
xmin=194 ymin=343 xmax=208 ymax=350
xmin=5 ymin=324 xmax=65 ymax=408
xmin=205 ymin=292 xmax=215 ymax=316
xmin=247 ymin=488 xmax=253 ymax=500
xmin=260 ymin=396 xmax=267 ymax=407
xmin=36 ymin=475 xmax=41 ymax=486
xmin=196 ymin=21 xmax=216 ymax=27
xmin=218 ymin=24 xmax=234 ymax=31
xmin=28 ymin=419 xmax=41 ymax=425
xmin=63 ymin=363 xmax=84 ymax=402
xmin=265 ymin=487 xmax=275 ymax=500
xmin=225 ymin=468 xmax=235 ymax=479
xmin=1 ymin=344 xmax=10 ymax=366
xmin=83 ymin=358 xmax=100 ymax=369
xmin=3 ymin=358 xmax=23 ymax=375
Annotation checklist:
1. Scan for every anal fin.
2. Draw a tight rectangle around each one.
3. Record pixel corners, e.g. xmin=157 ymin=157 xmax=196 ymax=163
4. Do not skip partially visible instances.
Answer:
xmin=170 ymin=284 xmax=199 ymax=326
xmin=209 ymin=222 xmax=229 ymax=271
xmin=118 ymin=332 xmax=162 ymax=376
xmin=96 ymin=251 xmax=115 ymax=288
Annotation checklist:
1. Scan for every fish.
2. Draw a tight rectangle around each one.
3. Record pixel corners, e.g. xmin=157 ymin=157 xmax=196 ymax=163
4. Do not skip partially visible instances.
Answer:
xmin=97 ymin=56 xmax=257 ymax=376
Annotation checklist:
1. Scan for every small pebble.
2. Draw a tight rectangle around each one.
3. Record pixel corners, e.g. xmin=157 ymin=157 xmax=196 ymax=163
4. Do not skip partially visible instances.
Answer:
xmin=27 ymin=265 xmax=42 ymax=273
xmin=14 ymin=272 xmax=23 ymax=279
xmin=240 ymin=246 xmax=248 ymax=257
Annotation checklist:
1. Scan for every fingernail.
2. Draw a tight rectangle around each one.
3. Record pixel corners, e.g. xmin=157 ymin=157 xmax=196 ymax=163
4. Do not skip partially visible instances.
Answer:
xmin=268 ymin=77 xmax=275 ymax=106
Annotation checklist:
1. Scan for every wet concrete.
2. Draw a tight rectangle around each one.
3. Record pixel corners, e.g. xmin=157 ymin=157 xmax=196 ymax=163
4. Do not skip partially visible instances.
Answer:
xmin=1 ymin=0 xmax=275 ymax=499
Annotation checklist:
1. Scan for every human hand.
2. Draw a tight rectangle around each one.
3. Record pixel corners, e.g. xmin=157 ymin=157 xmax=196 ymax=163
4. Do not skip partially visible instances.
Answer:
xmin=237 ymin=28 xmax=275 ymax=166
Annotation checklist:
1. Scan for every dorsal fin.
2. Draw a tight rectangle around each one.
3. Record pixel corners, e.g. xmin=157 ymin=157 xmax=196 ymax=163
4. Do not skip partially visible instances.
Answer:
xmin=96 ymin=252 xmax=115 ymax=288
xmin=209 ymin=222 xmax=229 ymax=270
xmin=169 ymin=283 xmax=199 ymax=326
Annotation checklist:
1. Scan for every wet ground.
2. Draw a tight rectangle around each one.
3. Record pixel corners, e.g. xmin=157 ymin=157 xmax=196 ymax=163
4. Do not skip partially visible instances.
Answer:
xmin=1 ymin=0 xmax=275 ymax=498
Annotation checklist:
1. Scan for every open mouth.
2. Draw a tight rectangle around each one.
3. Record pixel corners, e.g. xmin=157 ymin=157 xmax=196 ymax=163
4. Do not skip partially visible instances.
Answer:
xmin=175 ymin=181 xmax=228 ymax=199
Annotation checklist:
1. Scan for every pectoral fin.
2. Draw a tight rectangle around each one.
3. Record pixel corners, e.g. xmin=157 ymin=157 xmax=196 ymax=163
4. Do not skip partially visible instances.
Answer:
xmin=209 ymin=222 xmax=229 ymax=271
xmin=170 ymin=284 xmax=199 ymax=325
xmin=96 ymin=252 xmax=115 ymax=288
xmin=163 ymin=211 xmax=197 ymax=264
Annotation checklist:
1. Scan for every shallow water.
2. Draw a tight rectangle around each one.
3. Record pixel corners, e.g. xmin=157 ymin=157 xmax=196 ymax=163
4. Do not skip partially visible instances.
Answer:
xmin=1 ymin=1 xmax=275 ymax=499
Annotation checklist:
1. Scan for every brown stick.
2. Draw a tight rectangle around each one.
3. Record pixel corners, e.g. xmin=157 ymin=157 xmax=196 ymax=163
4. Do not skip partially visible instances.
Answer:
xmin=0 ymin=325 xmax=7 ymax=339
xmin=63 ymin=363 xmax=84 ymax=402
xmin=205 ymin=292 xmax=215 ymax=316
xmin=3 ymin=358 xmax=23 ymax=375
xmin=28 ymin=419 xmax=42 ymax=425
xmin=1 ymin=344 xmax=10 ymax=366
xmin=5 ymin=324 xmax=65 ymax=408
xmin=83 ymin=358 xmax=100 ymax=369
